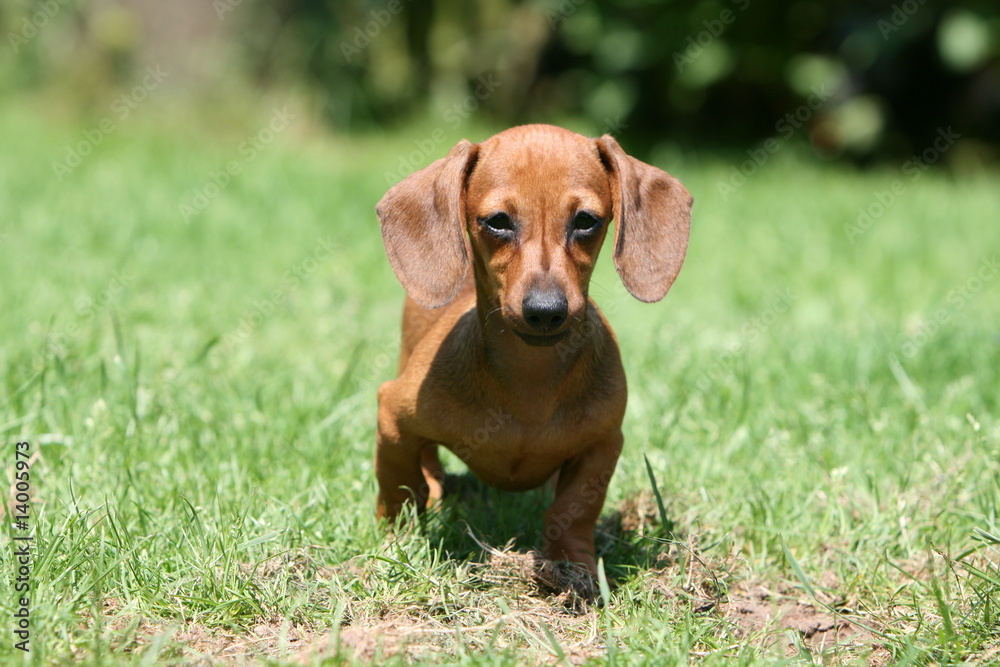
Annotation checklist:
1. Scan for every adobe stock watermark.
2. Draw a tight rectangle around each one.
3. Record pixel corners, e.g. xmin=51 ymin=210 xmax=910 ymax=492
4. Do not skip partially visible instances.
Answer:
xmin=179 ymin=107 xmax=296 ymax=222
xmin=382 ymin=73 xmax=502 ymax=186
xmin=878 ymin=0 xmax=928 ymax=40
xmin=673 ymin=0 xmax=751 ymax=72
xmin=219 ymin=235 xmax=337 ymax=350
xmin=716 ymin=84 xmax=833 ymax=200
xmin=7 ymin=0 xmax=72 ymax=53
xmin=899 ymin=255 xmax=998 ymax=359
xmin=845 ymin=126 xmax=960 ymax=243
xmin=545 ymin=0 xmax=586 ymax=29
xmin=51 ymin=66 xmax=169 ymax=180
xmin=351 ymin=335 xmax=401 ymax=395
xmin=340 ymin=0 xmax=412 ymax=62
xmin=690 ymin=288 xmax=797 ymax=392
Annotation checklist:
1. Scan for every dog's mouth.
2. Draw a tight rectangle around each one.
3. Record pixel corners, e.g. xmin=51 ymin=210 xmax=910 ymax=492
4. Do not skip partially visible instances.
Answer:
xmin=513 ymin=329 xmax=570 ymax=347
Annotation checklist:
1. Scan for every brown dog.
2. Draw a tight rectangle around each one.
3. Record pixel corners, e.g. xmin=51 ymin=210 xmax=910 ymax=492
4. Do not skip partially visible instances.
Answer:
xmin=374 ymin=124 xmax=692 ymax=574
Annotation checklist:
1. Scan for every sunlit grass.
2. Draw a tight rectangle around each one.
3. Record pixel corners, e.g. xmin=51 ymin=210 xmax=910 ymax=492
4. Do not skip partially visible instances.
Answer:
xmin=1 ymin=104 xmax=998 ymax=665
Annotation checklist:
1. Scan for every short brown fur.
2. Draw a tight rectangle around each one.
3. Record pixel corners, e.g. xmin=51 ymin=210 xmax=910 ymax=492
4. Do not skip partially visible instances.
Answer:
xmin=374 ymin=124 xmax=692 ymax=574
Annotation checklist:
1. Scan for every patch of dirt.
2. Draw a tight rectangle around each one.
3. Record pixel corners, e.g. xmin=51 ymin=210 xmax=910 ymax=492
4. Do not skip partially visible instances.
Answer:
xmin=297 ymin=546 xmax=605 ymax=665
xmin=721 ymin=577 xmax=884 ymax=663
xmin=868 ymin=643 xmax=894 ymax=666
xmin=300 ymin=615 xmax=459 ymax=664
xmin=76 ymin=552 xmax=326 ymax=665
xmin=80 ymin=597 xmax=315 ymax=665
xmin=161 ymin=620 xmax=314 ymax=664
xmin=301 ymin=609 xmax=602 ymax=666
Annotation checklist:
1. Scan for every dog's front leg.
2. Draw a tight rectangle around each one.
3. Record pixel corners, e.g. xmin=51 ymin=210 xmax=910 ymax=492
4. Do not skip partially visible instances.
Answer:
xmin=542 ymin=431 xmax=624 ymax=574
xmin=374 ymin=386 xmax=430 ymax=520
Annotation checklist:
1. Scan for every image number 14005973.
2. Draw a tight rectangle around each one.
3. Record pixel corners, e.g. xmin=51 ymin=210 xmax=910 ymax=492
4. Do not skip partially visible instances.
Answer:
xmin=12 ymin=441 xmax=33 ymax=653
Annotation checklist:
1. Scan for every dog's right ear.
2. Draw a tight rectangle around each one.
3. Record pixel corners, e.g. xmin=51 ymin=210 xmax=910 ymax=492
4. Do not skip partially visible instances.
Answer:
xmin=375 ymin=140 xmax=478 ymax=309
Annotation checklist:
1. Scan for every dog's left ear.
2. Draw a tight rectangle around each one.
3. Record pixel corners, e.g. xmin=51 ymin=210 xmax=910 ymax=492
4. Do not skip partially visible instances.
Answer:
xmin=376 ymin=140 xmax=479 ymax=309
xmin=596 ymin=135 xmax=693 ymax=303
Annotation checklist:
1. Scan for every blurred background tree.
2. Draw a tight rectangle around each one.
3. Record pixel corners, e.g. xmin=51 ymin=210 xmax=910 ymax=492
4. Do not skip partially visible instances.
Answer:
xmin=3 ymin=0 xmax=998 ymax=165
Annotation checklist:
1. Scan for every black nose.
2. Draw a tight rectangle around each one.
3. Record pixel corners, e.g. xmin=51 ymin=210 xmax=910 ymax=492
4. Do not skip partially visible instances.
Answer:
xmin=522 ymin=288 xmax=568 ymax=333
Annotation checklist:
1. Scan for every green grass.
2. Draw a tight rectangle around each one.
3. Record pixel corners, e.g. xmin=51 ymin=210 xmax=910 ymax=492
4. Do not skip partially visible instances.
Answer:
xmin=1 ymin=101 xmax=998 ymax=665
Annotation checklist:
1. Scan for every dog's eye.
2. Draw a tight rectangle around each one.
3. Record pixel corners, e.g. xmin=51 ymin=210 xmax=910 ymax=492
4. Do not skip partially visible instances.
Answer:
xmin=571 ymin=211 xmax=602 ymax=235
xmin=480 ymin=213 xmax=515 ymax=237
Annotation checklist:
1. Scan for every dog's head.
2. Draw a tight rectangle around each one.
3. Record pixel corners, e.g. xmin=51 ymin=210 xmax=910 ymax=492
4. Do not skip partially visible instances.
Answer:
xmin=376 ymin=124 xmax=692 ymax=346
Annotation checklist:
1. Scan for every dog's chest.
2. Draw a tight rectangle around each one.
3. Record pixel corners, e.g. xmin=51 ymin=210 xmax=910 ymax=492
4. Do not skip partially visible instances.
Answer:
xmin=437 ymin=395 xmax=613 ymax=490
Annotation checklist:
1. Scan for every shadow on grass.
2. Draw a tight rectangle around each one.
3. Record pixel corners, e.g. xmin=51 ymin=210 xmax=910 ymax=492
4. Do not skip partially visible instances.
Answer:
xmin=419 ymin=472 xmax=678 ymax=587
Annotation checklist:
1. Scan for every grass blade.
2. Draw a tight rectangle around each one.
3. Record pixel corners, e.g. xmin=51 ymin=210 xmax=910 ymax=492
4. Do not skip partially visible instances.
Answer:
xmin=597 ymin=557 xmax=615 ymax=666
xmin=541 ymin=622 xmax=567 ymax=663
xmin=643 ymin=454 xmax=670 ymax=531
xmin=780 ymin=534 xmax=816 ymax=600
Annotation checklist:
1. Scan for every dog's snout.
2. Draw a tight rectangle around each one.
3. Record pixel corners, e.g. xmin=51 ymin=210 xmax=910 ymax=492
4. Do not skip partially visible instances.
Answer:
xmin=522 ymin=288 xmax=569 ymax=333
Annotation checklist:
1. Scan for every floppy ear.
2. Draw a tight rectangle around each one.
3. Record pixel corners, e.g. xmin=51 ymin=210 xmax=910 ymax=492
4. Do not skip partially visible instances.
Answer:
xmin=375 ymin=140 xmax=478 ymax=308
xmin=596 ymin=135 xmax=693 ymax=303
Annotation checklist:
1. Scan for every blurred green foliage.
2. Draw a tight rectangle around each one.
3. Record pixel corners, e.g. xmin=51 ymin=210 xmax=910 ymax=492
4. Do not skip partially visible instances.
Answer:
xmin=3 ymin=0 xmax=999 ymax=163
xmin=231 ymin=0 xmax=1000 ymax=163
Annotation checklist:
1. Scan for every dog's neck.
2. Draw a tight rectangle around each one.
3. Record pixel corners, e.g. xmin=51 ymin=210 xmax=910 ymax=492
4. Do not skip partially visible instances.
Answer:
xmin=472 ymin=282 xmax=598 ymax=393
